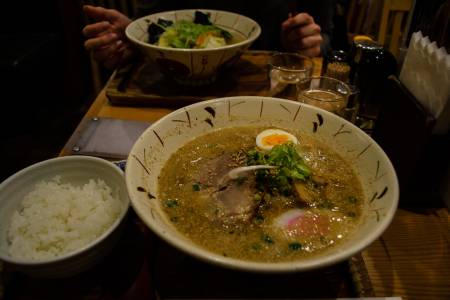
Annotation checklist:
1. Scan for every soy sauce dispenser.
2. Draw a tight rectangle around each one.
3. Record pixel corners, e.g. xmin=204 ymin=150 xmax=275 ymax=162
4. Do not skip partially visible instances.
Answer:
xmin=349 ymin=37 xmax=397 ymax=121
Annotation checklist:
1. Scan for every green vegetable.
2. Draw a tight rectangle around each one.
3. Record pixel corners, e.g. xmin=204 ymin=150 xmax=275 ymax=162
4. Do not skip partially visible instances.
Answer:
xmin=347 ymin=196 xmax=358 ymax=204
xmin=156 ymin=20 xmax=231 ymax=49
xmin=164 ymin=199 xmax=179 ymax=208
xmin=346 ymin=211 xmax=356 ymax=217
xmin=289 ymin=242 xmax=302 ymax=251
xmin=262 ymin=234 xmax=274 ymax=244
xmin=253 ymin=193 xmax=262 ymax=202
xmin=247 ymin=143 xmax=311 ymax=195
xmin=192 ymin=183 xmax=201 ymax=191
xmin=235 ymin=176 xmax=247 ymax=185
xmin=254 ymin=214 xmax=265 ymax=224
xmin=251 ymin=243 xmax=262 ymax=251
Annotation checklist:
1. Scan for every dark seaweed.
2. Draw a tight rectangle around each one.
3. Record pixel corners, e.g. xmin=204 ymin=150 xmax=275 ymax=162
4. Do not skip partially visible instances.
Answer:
xmin=147 ymin=18 xmax=173 ymax=44
xmin=148 ymin=23 xmax=165 ymax=44
xmin=194 ymin=11 xmax=212 ymax=25
xmin=157 ymin=18 xmax=173 ymax=28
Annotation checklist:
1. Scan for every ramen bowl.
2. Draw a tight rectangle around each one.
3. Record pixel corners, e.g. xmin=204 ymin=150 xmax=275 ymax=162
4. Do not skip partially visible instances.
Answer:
xmin=125 ymin=9 xmax=261 ymax=86
xmin=126 ymin=96 xmax=398 ymax=272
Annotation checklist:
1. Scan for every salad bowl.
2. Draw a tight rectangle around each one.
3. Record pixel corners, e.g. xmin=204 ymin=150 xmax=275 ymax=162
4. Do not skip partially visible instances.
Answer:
xmin=125 ymin=9 xmax=261 ymax=86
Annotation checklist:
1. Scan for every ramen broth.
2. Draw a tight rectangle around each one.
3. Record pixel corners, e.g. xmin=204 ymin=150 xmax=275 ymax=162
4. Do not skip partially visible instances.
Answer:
xmin=158 ymin=127 xmax=364 ymax=262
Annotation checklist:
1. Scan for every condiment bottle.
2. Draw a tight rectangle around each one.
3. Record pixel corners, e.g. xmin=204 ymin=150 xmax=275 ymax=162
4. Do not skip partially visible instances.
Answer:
xmin=324 ymin=50 xmax=351 ymax=83
xmin=349 ymin=36 xmax=397 ymax=121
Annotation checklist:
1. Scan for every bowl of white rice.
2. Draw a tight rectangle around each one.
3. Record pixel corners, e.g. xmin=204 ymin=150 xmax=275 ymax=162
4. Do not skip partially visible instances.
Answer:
xmin=0 ymin=156 xmax=129 ymax=278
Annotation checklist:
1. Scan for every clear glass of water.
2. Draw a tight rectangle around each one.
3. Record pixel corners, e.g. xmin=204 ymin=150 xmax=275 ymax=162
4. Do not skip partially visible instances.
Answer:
xmin=297 ymin=76 xmax=354 ymax=121
xmin=268 ymin=53 xmax=314 ymax=100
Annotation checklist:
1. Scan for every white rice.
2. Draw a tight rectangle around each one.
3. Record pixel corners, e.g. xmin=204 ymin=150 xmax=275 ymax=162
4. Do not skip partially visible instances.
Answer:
xmin=7 ymin=176 xmax=123 ymax=261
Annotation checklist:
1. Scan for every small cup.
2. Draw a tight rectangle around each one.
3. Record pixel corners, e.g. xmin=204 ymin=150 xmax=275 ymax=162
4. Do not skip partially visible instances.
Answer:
xmin=268 ymin=52 xmax=314 ymax=100
xmin=297 ymin=76 xmax=354 ymax=121
xmin=324 ymin=50 xmax=351 ymax=83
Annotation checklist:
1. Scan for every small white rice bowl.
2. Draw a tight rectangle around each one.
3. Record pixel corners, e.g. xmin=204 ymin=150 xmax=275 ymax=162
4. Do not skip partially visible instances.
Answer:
xmin=0 ymin=156 xmax=129 ymax=278
xmin=8 ymin=176 xmax=123 ymax=261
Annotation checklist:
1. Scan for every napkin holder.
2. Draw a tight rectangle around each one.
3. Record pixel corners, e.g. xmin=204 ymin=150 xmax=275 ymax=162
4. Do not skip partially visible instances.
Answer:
xmin=399 ymin=31 xmax=450 ymax=135
xmin=372 ymin=76 xmax=437 ymax=204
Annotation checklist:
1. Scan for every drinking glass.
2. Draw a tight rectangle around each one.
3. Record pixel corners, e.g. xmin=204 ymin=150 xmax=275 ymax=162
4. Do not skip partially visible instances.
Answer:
xmin=268 ymin=53 xmax=313 ymax=100
xmin=297 ymin=76 xmax=355 ymax=122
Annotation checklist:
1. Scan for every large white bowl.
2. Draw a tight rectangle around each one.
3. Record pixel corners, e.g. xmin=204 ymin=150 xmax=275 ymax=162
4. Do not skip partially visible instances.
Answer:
xmin=125 ymin=9 xmax=261 ymax=85
xmin=0 ymin=156 xmax=130 ymax=278
xmin=126 ymin=96 xmax=399 ymax=272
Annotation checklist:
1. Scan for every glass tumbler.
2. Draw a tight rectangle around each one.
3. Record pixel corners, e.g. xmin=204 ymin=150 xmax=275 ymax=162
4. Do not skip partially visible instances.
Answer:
xmin=268 ymin=53 xmax=314 ymax=100
xmin=297 ymin=76 xmax=353 ymax=121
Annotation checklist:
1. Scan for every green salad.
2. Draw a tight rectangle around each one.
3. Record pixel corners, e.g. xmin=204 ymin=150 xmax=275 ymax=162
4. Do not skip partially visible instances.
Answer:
xmin=147 ymin=11 xmax=232 ymax=49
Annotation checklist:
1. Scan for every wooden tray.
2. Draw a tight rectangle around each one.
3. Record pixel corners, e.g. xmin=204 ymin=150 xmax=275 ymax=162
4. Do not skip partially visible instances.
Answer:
xmin=105 ymin=51 xmax=294 ymax=107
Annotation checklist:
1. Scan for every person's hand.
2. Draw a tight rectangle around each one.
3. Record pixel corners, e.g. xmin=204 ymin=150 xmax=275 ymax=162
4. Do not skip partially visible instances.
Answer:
xmin=281 ymin=13 xmax=323 ymax=57
xmin=82 ymin=5 xmax=135 ymax=69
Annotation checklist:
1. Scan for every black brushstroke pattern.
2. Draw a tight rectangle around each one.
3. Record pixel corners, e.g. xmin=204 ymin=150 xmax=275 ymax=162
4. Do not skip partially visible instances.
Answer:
xmin=313 ymin=122 xmax=318 ymax=133
xmin=186 ymin=110 xmax=192 ymax=128
xmin=333 ymin=124 xmax=351 ymax=137
xmin=375 ymin=161 xmax=380 ymax=179
xmin=132 ymin=154 xmax=150 ymax=175
xmin=293 ymin=106 xmax=301 ymax=122
xmin=204 ymin=118 xmax=214 ymax=127
xmin=147 ymin=193 xmax=156 ymax=199
xmin=204 ymin=106 xmax=216 ymax=118
xmin=377 ymin=187 xmax=388 ymax=199
xmin=137 ymin=186 xmax=146 ymax=192
xmin=259 ymin=100 xmax=264 ymax=118
xmin=279 ymin=104 xmax=291 ymax=114
xmin=370 ymin=192 xmax=378 ymax=203
xmin=153 ymin=130 xmax=164 ymax=146
xmin=357 ymin=144 xmax=372 ymax=158
xmin=317 ymin=114 xmax=324 ymax=126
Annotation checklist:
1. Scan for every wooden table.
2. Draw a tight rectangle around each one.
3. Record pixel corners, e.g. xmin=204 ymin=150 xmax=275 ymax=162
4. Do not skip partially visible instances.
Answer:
xmin=54 ymin=53 xmax=448 ymax=299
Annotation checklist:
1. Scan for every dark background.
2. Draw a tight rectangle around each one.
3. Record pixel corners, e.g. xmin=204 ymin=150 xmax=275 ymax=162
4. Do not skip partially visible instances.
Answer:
xmin=0 ymin=1 xmax=93 ymax=181
xmin=0 ymin=0 xmax=448 ymax=188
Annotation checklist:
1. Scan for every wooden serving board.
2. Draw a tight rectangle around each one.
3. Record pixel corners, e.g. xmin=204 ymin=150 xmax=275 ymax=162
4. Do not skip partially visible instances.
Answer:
xmin=105 ymin=51 xmax=293 ymax=107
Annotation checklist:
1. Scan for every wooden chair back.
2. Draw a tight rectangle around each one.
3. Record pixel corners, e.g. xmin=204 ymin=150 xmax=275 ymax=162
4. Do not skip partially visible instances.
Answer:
xmin=377 ymin=0 xmax=413 ymax=56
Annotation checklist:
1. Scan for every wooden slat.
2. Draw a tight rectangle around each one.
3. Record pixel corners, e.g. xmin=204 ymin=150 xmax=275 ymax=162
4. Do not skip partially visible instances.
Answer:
xmin=390 ymin=0 xmax=413 ymax=11
xmin=389 ymin=11 xmax=404 ymax=55
xmin=362 ymin=207 xmax=450 ymax=300
xmin=377 ymin=0 xmax=413 ymax=53
xmin=378 ymin=0 xmax=391 ymax=45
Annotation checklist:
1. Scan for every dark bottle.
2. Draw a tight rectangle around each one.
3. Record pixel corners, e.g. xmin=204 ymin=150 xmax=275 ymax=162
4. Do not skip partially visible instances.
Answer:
xmin=349 ymin=38 xmax=397 ymax=120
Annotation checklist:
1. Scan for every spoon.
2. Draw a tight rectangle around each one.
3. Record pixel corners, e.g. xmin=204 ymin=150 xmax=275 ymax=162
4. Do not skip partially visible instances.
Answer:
xmin=217 ymin=165 xmax=277 ymax=189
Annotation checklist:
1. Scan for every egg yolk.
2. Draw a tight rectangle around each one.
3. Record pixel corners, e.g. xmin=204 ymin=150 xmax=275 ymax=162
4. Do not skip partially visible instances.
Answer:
xmin=262 ymin=134 xmax=290 ymax=146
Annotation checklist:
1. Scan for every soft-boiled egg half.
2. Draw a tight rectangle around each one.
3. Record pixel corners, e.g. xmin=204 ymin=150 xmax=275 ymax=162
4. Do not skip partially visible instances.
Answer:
xmin=256 ymin=129 xmax=298 ymax=150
